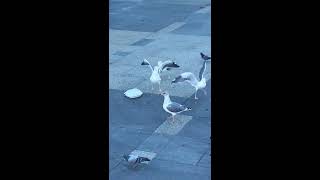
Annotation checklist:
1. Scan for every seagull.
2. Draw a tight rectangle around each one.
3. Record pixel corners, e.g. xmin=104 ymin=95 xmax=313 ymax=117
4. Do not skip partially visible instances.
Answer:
xmin=160 ymin=91 xmax=192 ymax=121
xmin=171 ymin=53 xmax=210 ymax=99
xmin=200 ymin=52 xmax=211 ymax=61
xmin=123 ymin=154 xmax=151 ymax=168
xmin=141 ymin=58 xmax=162 ymax=91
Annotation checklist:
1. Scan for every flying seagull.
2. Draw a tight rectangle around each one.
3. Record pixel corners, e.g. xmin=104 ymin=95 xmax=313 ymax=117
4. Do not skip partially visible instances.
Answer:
xmin=160 ymin=91 xmax=192 ymax=121
xmin=171 ymin=53 xmax=210 ymax=99
xmin=123 ymin=154 xmax=151 ymax=168
xmin=141 ymin=58 xmax=162 ymax=91
xmin=200 ymin=52 xmax=211 ymax=60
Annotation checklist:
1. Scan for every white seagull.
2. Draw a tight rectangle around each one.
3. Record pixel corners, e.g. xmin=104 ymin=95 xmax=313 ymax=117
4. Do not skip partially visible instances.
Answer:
xmin=171 ymin=52 xmax=211 ymax=100
xmin=123 ymin=154 xmax=151 ymax=168
xmin=141 ymin=58 xmax=162 ymax=91
xmin=160 ymin=91 xmax=192 ymax=121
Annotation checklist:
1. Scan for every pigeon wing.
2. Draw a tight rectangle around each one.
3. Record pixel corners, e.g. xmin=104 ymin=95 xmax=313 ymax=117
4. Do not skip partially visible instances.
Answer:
xmin=136 ymin=157 xmax=151 ymax=163
xmin=159 ymin=60 xmax=180 ymax=72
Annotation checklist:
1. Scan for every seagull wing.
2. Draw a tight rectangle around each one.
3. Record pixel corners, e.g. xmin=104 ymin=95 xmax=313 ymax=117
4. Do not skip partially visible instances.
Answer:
xmin=166 ymin=102 xmax=189 ymax=113
xmin=172 ymin=72 xmax=198 ymax=86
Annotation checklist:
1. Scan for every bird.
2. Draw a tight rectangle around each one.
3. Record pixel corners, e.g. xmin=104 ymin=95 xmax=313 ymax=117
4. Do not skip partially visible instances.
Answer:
xmin=123 ymin=154 xmax=151 ymax=168
xmin=160 ymin=91 xmax=192 ymax=121
xmin=157 ymin=60 xmax=180 ymax=80
xmin=141 ymin=58 xmax=162 ymax=91
xmin=200 ymin=52 xmax=211 ymax=61
xmin=171 ymin=53 xmax=210 ymax=99
xmin=157 ymin=60 xmax=180 ymax=73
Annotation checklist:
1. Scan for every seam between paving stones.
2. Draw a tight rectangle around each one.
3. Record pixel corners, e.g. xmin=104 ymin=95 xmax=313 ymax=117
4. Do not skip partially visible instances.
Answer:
xmin=109 ymin=160 xmax=123 ymax=173
xmin=195 ymin=150 xmax=208 ymax=166
xmin=153 ymin=158 xmax=211 ymax=169
xmin=132 ymin=133 xmax=172 ymax=154
xmin=173 ymin=134 xmax=210 ymax=144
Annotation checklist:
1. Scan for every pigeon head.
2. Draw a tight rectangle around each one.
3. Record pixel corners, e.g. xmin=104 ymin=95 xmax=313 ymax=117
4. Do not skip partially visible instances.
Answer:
xmin=200 ymin=52 xmax=211 ymax=60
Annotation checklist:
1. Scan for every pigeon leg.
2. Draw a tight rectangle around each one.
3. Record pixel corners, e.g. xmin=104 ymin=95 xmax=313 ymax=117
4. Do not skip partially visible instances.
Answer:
xmin=133 ymin=163 xmax=138 ymax=169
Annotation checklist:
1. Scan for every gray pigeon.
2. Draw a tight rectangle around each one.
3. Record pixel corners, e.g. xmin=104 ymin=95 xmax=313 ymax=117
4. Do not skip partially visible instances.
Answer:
xmin=123 ymin=154 xmax=151 ymax=168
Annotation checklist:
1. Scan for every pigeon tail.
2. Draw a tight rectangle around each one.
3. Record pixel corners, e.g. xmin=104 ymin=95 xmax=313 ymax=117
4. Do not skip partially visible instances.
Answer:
xmin=123 ymin=155 xmax=130 ymax=161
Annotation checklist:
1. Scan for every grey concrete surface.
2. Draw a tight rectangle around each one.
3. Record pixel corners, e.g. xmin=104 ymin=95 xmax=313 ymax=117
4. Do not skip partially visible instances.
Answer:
xmin=109 ymin=0 xmax=211 ymax=179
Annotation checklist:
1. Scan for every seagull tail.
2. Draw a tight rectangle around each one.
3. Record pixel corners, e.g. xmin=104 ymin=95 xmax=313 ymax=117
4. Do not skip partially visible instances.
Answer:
xmin=186 ymin=107 xmax=192 ymax=111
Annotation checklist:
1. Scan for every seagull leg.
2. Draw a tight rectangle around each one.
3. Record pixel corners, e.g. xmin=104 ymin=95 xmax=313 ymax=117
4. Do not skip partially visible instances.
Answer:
xmin=195 ymin=89 xmax=198 ymax=100
xmin=151 ymin=84 xmax=154 ymax=91
xmin=158 ymin=82 xmax=161 ymax=92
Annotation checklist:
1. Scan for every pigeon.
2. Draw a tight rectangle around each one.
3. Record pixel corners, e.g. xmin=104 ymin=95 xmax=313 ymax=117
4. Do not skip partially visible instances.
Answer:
xmin=123 ymin=154 xmax=151 ymax=168
xmin=157 ymin=60 xmax=180 ymax=80
xmin=160 ymin=91 xmax=192 ymax=121
xmin=171 ymin=53 xmax=210 ymax=99
xmin=141 ymin=58 xmax=162 ymax=91
xmin=158 ymin=60 xmax=180 ymax=79
xmin=200 ymin=52 xmax=211 ymax=61
xmin=157 ymin=60 xmax=180 ymax=73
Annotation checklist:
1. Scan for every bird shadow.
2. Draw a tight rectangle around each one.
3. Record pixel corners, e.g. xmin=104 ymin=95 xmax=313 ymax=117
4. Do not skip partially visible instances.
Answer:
xmin=122 ymin=162 xmax=149 ymax=171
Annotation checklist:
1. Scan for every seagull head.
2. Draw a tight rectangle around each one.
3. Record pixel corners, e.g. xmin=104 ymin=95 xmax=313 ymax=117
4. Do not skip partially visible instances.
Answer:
xmin=141 ymin=59 xmax=149 ymax=65
xmin=160 ymin=91 xmax=169 ymax=96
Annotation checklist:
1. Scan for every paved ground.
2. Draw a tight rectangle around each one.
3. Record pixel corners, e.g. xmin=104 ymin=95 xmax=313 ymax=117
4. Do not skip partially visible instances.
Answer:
xmin=109 ymin=0 xmax=211 ymax=179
